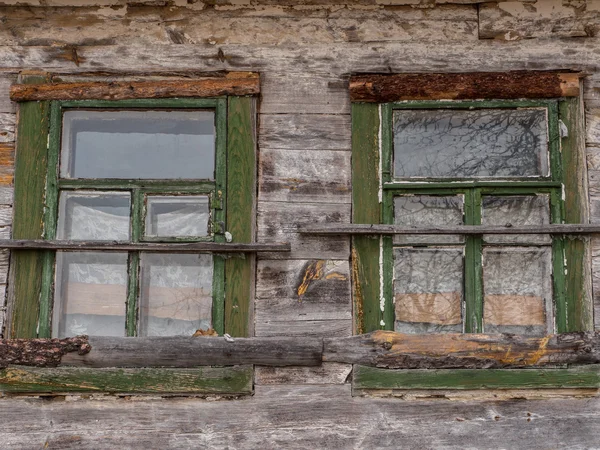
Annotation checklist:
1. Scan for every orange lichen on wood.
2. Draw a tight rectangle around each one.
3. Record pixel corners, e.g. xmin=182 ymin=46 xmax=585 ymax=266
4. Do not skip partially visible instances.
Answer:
xmin=297 ymin=260 xmax=325 ymax=298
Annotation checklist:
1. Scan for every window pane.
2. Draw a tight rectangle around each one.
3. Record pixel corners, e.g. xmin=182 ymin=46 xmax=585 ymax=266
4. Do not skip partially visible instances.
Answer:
xmin=57 ymin=191 xmax=131 ymax=240
xmin=482 ymin=195 xmax=551 ymax=244
xmin=52 ymin=252 xmax=127 ymax=338
xmin=139 ymin=253 xmax=213 ymax=336
xmin=483 ymin=247 xmax=553 ymax=335
xmin=145 ymin=195 xmax=210 ymax=238
xmin=394 ymin=248 xmax=463 ymax=333
xmin=61 ymin=110 xmax=215 ymax=179
xmin=393 ymin=108 xmax=548 ymax=178
xmin=394 ymin=195 xmax=464 ymax=244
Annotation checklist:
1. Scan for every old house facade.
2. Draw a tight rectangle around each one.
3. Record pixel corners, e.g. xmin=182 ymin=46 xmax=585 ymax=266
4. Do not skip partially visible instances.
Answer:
xmin=1 ymin=0 xmax=600 ymax=447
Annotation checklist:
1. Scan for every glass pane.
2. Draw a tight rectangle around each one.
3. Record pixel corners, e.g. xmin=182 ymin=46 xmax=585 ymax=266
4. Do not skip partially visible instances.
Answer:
xmin=52 ymin=252 xmax=127 ymax=338
xmin=57 ymin=191 xmax=131 ymax=240
xmin=482 ymin=195 xmax=551 ymax=244
xmin=61 ymin=110 xmax=215 ymax=179
xmin=483 ymin=247 xmax=553 ymax=335
xmin=139 ymin=253 xmax=213 ymax=336
xmin=394 ymin=195 xmax=464 ymax=244
xmin=394 ymin=248 xmax=463 ymax=333
xmin=145 ymin=195 xmax=210 ymax=238
xmin=393 ymin=108 xmax=549 ymax=178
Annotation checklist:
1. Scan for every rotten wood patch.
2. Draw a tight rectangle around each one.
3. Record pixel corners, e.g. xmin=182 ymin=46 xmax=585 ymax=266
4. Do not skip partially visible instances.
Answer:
xmin=0 ymin=336 xmax=90 ymax=369
xmin=9 ymin=73 xmax=260 ymax=102
xmin=350 ymin=72 xmax=581 ymax=103
xmin=323 ymin=331 xmax=600 ymax=369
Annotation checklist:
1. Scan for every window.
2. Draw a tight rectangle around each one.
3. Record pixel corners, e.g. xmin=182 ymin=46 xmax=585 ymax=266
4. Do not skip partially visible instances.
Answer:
xmin=4 ymin=76 xmax=259 ymax=394
xmin=350 ymin=72 xmax=593 ymax=390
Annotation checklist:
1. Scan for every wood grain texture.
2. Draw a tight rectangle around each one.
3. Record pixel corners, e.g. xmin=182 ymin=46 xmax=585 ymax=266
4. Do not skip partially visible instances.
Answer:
xmin=0 ymin=76 xmax=16 ymax=113
xmin=59 ymin=336 xmax=322 ymax=367
xmin=0 ymin=5 xmax=478 ymax=47
xmin=10 ymin=75 xmax=260 ymax=101
xmin=255 ymin=363 xmax=352 ymax=385
xmin=350 ymin=72 xmax=581 ymax=102
xmin=3 ymin=385 xmax=600 ymax=449
xmin=259 ymin=114 xmax=351 ymax=151
xmin=259 ymin=148 xmax=351 ymax=204
xmin=225 ymin=96 xmax=256 ymax=337
xmin=0 ymin=113 xmax=15 ymax=143
xmin=0 ymin=365 xmax=253 ymax=394
xmin=0 ymin=144 xmax=15 ymax=186
xmin=260 ymin=72 xmax=350 ymax=115
xmin=255 ymin=319 xmax=352 ymax=337
xmin=479 ymin=1 xmax=600 ymax=40
xmin=7 ymin=74 xmax=49 ymax=339
xmin=324 ymin=331 xmax=600 ymax=369
xmin=0 ymin=336 xmax=90 ymax=368
xmin=257 ymin=201 xmax=350 ymax=260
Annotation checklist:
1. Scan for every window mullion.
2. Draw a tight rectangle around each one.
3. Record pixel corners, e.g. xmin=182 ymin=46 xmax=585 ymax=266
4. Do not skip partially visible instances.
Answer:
xmin=464 ymin=188 xmax=483 ymax=333
xmin=126 ymin=188 xmax=143 ymax=337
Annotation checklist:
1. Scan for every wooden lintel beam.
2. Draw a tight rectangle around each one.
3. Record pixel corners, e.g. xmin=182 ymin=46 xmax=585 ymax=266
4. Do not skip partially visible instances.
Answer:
xmin=350 ymin=72 xmax=581 ymax=102
xmin=0 ymin=239 xmax=290 ymax=253
xmin=299 ymin=223 xmax=600 ymax=236
xmin=10 ymin=74 xmax=260 ymax=102
xmin=3 ymin=332 xmax=600 ymax=369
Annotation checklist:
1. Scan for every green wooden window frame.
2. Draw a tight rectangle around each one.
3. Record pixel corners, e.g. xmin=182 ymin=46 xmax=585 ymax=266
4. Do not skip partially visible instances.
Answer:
xmin=352 ymin=97 xmax=594 ymax=390
xmin=5 ymin=76 xmax=257 ymax=394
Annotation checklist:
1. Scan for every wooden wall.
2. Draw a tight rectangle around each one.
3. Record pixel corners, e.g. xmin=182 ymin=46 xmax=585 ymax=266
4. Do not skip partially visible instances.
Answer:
xmin=1 ymin=0 xmax=600 ymax=447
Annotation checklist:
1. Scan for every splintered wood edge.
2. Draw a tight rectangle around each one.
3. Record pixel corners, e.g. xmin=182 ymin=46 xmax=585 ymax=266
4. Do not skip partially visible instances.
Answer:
xmin=349 ymin=72 xmax=582 ymax=102
xmin=9 ymin=75 xmax=261 ymax=102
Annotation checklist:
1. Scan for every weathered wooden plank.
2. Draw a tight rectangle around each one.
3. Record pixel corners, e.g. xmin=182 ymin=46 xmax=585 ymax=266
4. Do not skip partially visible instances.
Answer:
xmin=260 ymin=73 xmax=350 ymax=115
xmin=561 ymin=95 xmax=593 ymax=332
xmin=0 ymin=187 xmax=13 ymax=206
xmin=0 ymin=5 xmax=478 ymax=47
xmin=256 ymin=259 xmax=349 ymax=299
xmin=9 ymin=75 xmax=260 ymax=102
xmin=0 ymin=75 xmax=16 ymax=113
xmin=2 ymin=39 xmax=600 ymax=75
xmin=255 ymin=363 xmax=352 ymax=385
xmin=0 ymin=336 xmax=90 ymax=369
xmin=258 ymin=114 xmax=351 ymax=151
xmin=324 ymin=330 xmax=600 ymax=369
xmin=255 ymin=295 xmax=352 ymax=322
xmin=3 ymin=384 xmax=600 ymax=449
xmin=301 ymin=223 xmax=600 ymax=235
xmin=350 ymin=72 xmax=581 ymax=102
xmin=57 ymin=336 xmax=322 ymax=367
xmin=0 ymin=113 xmax=15 ymax=143
xmin=0 ymin=240 xmax=290 ymax=252
xmin=0 ymin=365 xmax=253 ymax=394
xmin=7 ymin=74 xmax=49 ymax=339
xmin=257 ymin=201 xmax=350 ymax=260
xmin=255 ymin=319 xmax=352 ymax=338
xmin=584 ymin=75 xmax=600 ymax=110
xmin=258 ymin=148 xmax=351 ymax=204
xmin=588 ymin=109 xmax=600 ymax=146
xmin=479 ymin=1 xmax=600 ymax=40
xmin=354 ymin=365 xmax=600 ymax=390
xmin=225 ymin=96 xmax=256 ymax=337
xmin=0 ymin=144 xmax=15 ymax=186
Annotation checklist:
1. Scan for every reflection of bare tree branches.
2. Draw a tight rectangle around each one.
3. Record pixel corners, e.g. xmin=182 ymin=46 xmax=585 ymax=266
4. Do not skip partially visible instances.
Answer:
xmin=393 ymin=109 xmax=547 ymax=178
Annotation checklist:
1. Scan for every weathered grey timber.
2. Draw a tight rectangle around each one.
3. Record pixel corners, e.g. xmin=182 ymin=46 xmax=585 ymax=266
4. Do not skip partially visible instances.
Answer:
xmin=60 ymin=336 xmax=323 ymax=368
xmin=2 ymin=385 xmax=600 ymax=450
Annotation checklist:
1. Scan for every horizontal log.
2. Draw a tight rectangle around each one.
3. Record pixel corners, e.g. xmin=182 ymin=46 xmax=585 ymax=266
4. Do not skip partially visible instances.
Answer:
xmin=60 ymin=336 xmax=323 ymax=368
xmin=323 ymin=331 xmax=600 ymax=369
xmin=4 ymin=332 xmax=600 ymax=369
xmin=9 ymin=74 xmax=260 ymax=102
xmin=299 ymin=223 xmax=600 ymax=236
xmin=0 ymin=239 xmax=290 ymax=253
xmin=0 ymin=336 xmax=90 ymax=369
xmin=350 ymin=71 xmax=581 ymax=102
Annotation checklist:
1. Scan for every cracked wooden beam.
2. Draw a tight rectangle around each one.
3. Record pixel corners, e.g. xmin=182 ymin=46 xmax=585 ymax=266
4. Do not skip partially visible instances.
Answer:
xmin=0 ymin=336 xmax=90 ymax=369
xmin=350 ymin=71 xmax=581 ymax=103
xmin=9 ymin=73 xmax=260 ymax=102
xmin=323 ymin=331 xmax=600 ymax=369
